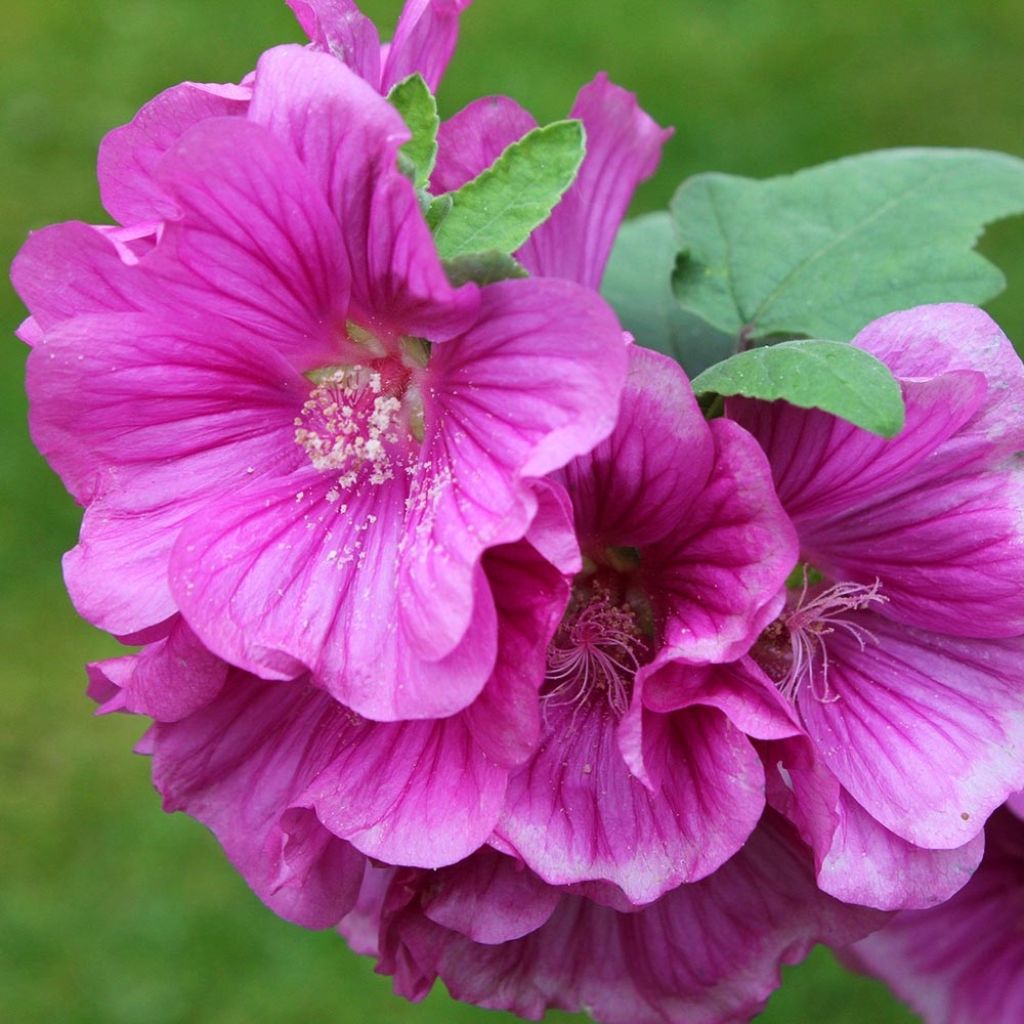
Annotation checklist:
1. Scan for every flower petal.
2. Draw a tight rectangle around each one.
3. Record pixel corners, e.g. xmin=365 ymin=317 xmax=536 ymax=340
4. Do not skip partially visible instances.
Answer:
xmin=381 ymin=0 xmax=473 ymax=94
xmin=247 ymin=44 xmax=478 ymax=341
xmin=171 ymin=469 xmax=499 ymax=721
xmin=149 ymin=674 xmax=366 ymax=929
xmin=465 ymin=542 xmax=569 ymax=768
xmin=299 ymin=712 xmax=507 ymax=868
xmin=557 ymin=345 xmax=713 ymax=549
xmin=518 ymin=74 xmax=671 ymax=288
xmin=855 ymin=302 xmax=1024 ymax=457
xmin=87 ymin=617 xmax=227 ymax=722
xmin=848 ymin=808 xmax=1024 ymax=1024
xmin=147 ymin=114 xmax=353 ymax=367
xmin=728 ymin=370 xmax=987 ymax=525
xmin=286 ymin=0 xmax=382 ymax=86
xmin=805 ymin=456 xmax=1024 ymax=639
xmin=11 ymin=222 xmax=155 ymax=335
xmin=643 ymin=418 xmax=798 ymax=664
xmin=419 ymin=847 xmax=560 ymax=944
xmin=28 ymin=312 xmax=303 ymax=634
xmin=98 ymin=80 xmax=250 ymax=225
xmin=799 ymin=615 xmax=1024 ymax=849
xmin=497 ymin=698 xmax=764 ymax=902
xmin=380 ymin=816 xmax=884 ymax=1024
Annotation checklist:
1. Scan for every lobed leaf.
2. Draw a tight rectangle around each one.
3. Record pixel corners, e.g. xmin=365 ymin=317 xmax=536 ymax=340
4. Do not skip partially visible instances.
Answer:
xmin=671 ymin=148 xmax=1024 ymax=341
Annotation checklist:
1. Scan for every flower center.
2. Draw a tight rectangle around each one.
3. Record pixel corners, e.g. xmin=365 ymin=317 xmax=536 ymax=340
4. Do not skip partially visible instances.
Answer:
xmin=294 ymin=340 xmax=427 ymax=488
xmin=543 ymin=577 xmax=649 ymax=719
xmin=752 ymin=569 xmax=887 ymax=703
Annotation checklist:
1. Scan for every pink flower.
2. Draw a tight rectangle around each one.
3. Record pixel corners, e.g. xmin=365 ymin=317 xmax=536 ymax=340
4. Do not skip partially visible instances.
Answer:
xmin=731 ymin=304 xmax=1024 ymax=910
xmin=16 ymin=44 xmax=626 ymax=720
xmin=488 ymin=344 xmax=800 ymax=903
xmin=845 ymin=801 xmax=1024 ymax=1024
xmin=340 ymin=818 xmax=883 ymax=1024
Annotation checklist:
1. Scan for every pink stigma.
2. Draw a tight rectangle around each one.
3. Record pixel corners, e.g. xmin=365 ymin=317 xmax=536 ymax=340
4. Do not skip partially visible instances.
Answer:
xmin=544 ymin=583 xmax=645 ymax=718
xmin=755 ymin=574 xmax=887 ymax=703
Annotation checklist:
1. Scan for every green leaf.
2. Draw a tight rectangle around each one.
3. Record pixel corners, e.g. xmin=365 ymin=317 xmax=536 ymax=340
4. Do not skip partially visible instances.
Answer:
xmin=602 ymin=212 xmax=735 ymax=378
xmin=690 ymin=339 xmax=906 ymax=437
xmin=442 ymin=251 xmax=529 ymax=287
xmin=433 ymin=120 xmax=586 ymax=261
xmin=671 ymin=148 xmax=1024 ymax=342
xmin=387 ymin=73 xmax=438 ymax=190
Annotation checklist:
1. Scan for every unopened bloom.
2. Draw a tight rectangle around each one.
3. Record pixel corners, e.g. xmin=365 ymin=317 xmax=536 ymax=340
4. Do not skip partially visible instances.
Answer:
xmin=16 ymin=44 xmax=626 ymax=720
xmin=732 ymin=304 xmax=1024 ymax=909
xmin=845 ymin=800 xmax=1024 ymax=1024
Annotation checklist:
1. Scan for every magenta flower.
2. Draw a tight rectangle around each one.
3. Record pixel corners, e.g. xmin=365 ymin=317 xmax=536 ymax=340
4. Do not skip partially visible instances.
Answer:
xmin=15 ymin=44 xmax=626 ymax=720
xmin=339 ymin=818 xmax=883 ymax=1024
xmin=845 ymin=801 xmax=1024 ymax=1024
xmin=486 ymin=343 xmax=800 ymax=903
xmin=731 ymin=304 xmax=1024 ymax=909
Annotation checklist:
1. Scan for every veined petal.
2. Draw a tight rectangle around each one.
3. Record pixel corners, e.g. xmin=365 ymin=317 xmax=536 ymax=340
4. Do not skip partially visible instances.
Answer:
xmin=643 ymin=418 xmax=798 ymax=664
xmin=87 ymin=617 xmax=227 ymax=722
xmin=171 ymin=468 xmax=499 ymax=720
xmin=419 ymin=848 xmax=560 ymax=945
xmin=557 ymin=345 xmax=713 ymax=549
xmin=855 ymin=303 xmax=1024 ymax=457
xmin=11 ymin=222 xmax=157 ymax=335
xmin=818 ymin=790 xmax=985 ymax=911
xmin=147 ymin=115 xmax=353 ymax=368
xmin=149 ymin=674 xmax=366 ymax=929
xmin=299 ymin=712 xmax=506 ymax=868
xmin=728 ymin=370 xmax=987 ymax=525
xmin=465 ymin=542 xmax=569 ymax=768
xmin=798 ymin=615 xmax=1024 ymax=849
xmin=28 ymin=312 xmax=303 ymax=635
xmin=247 ymin=45 xmax=478 ymax=341
xmin=380 ymin=816 xmax=884 ymax=1024
xmin=805 ymin=456 xmax=1024 ymax=638
xmin=497 ymin=699 xmax=763 ymax=903
xmin=848 ymin=808 xmax=1024 ymax=1024
xmin=518 ymin=74 xmax=672 ymax=288
xmin=381 ymin=0 xmax=473 ymax=94
xmin=98 ymin=80 xmax=250 ymax=225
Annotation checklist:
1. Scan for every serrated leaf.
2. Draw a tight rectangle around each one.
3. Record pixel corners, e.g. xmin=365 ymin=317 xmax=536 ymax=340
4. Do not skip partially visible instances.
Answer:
xmin=602 ymin=212 xmax=735 ymax=377
xmin=691 ymin=339 xmax=906 ymax=437
xmin=432 ymin=120 xmax=586 ymax=261
xmin=387 ymin=73 xmax=438 ymax=190
xmin=671 ymin=148 xmax=1024 ymax=342
xmin=442 ymin=251 xmax=528 ymax=287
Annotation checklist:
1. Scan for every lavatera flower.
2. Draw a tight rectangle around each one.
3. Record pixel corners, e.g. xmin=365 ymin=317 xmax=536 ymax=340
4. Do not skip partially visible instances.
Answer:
xmin=14 ymin=43 xmax=626 ymax=722
xmin=728 ymin=304 xmax=1024 ymax=911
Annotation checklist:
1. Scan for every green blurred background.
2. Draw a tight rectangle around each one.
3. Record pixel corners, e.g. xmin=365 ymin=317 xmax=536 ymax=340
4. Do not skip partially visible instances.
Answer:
xmin=4 ymin=1 xmax=1023 ymax=1020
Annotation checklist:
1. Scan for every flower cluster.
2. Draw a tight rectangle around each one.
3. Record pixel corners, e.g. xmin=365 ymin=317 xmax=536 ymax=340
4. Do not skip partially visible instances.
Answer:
xmin=12 ymin=2 xmax=1024 ymax=1022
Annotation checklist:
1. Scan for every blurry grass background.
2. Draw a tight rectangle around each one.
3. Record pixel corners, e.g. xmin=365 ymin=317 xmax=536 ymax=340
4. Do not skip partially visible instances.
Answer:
xmin=4 ymin=0 xmax=1023 ymax=1020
